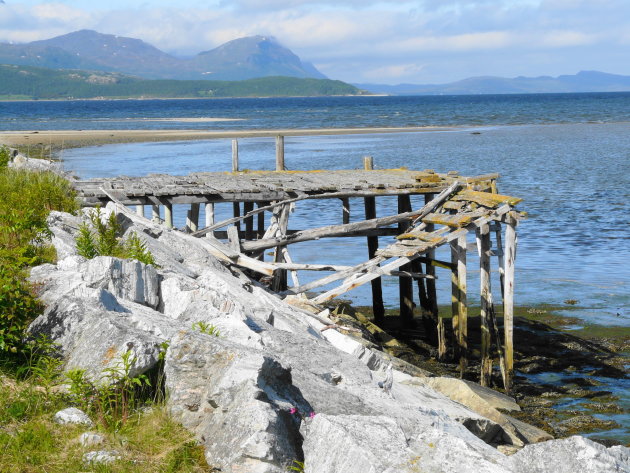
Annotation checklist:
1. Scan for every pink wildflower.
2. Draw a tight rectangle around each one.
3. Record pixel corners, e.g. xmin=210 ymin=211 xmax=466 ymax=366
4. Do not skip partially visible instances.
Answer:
xmin=290 ymin=407 xmax=297 ymax=415
xmin=309 ymin=412 xmax=316 ymax=418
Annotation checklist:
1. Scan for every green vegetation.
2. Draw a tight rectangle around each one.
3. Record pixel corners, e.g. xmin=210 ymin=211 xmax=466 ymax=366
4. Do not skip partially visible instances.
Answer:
xmin=192 ymin=321 xmax=220 ymax=337
xmin=0 ymin=63 xmax=365 ymax=100
xmin=76 ymin=207 xmax=156 ymax=266
xmin=0 ymin=153 xmax=79 ymax=353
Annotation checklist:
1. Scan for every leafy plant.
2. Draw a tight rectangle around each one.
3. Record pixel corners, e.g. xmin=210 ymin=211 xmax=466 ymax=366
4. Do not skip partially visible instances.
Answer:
xmin=0 ymin=145 xmax=11 ymax=168
xmin=0 ymin=267 xmax=42 ymax=354
xmin=66 ymin=350 xmax=152 ymax=430
xmin=288 ymin=460 xmax=305 ymax=472
xmin=192 ymin=321 xmax=220 ymax=337
xmin=76 ymin=207 xmax=157 ymax=266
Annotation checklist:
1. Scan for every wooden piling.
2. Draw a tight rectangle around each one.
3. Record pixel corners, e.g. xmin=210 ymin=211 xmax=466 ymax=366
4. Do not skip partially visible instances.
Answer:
xmin=455 ymin=233 xmax=468 ymax=377
xmin=363 ymin=156 xmax=385 ymax=324
xmin=398 ymin=195 xmax=414 ymax=326
xmin=424 ymin=193 xmax=439 ymax=337
xmin=135 ymin=205 xmax=144 ymax=217
xmin=187 ymin=203 xmax=200 ymax=233
xmin=232 ymin=139 xmax=239 ymax=172
xmin=272 ymin=204 xmax=290 ymax=292
xmin=341 ymin=198 xmax=350 ymax=224
xmin=151 ymin=205 xmax=160 ymax=223
xmin=478 ymin=224 xmax=493 ymax=386
xmin=164 ymin=202 xmax=173 ymax=229
xmin=256 ymin=202 xmax=266 ymax=238
xmin=244 ymin=201 xmax=255 ymax=240
xmin=276 ymin=135 xmax=285 ymax=171
xmin=503 ymin=216 xmax=517 ymax=392
xmin=205 ymin=203 xmax=215 ymax=227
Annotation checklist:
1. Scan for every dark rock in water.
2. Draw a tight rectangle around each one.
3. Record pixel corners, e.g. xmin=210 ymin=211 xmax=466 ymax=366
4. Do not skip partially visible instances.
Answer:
xmin=552 ymin=415 xmax=620 ymax=437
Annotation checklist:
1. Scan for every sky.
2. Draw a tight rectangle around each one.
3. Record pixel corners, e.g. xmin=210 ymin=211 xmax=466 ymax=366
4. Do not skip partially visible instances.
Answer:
xmin=0 ymin=0 xmax=629 ymax=84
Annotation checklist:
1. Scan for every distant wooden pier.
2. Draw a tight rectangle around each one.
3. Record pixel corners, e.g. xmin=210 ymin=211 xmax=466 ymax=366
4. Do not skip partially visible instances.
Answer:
xmin=73 ymin=136 xmax=524 ymax=391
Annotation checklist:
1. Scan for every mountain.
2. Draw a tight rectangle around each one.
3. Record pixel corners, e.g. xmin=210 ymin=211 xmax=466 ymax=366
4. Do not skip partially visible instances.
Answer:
xmin=0 ymin=30 xmax=326 ymax=81
xmin=0 ymin=63 xmax=360 ymax=100
xmin=356 ymin=71 xmax=630 ymax=95
xmin=191 ymin=35 xmax=327 ymax=80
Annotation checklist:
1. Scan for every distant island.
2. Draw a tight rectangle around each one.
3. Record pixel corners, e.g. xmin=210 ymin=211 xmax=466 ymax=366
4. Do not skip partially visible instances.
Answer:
xmin=0 ymin=64 xmax=364 ymax=100
xmin=356 ymin=71 xmax=630 ymax=95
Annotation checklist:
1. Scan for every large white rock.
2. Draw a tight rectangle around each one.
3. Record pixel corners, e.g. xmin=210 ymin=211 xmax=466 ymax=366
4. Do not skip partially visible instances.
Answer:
xmin=510 ymin=436 xmax=630 ymax=473
xmin=54 ymin=407 xmax=93 ymax=426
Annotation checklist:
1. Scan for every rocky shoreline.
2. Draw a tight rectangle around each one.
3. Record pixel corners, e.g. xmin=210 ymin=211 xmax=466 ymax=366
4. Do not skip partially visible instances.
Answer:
xmin=22 ymin=199 xmax=630 ymax=473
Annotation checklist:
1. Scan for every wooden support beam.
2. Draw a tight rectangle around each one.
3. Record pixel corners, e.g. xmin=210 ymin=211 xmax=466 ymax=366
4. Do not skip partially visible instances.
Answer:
xmin=135 ymin=205 xmax=144 ymax=217
xmin=398 ymin=195 xmax=415 ymax=326
xmin=227 ymin=225 xmax=241 ymax=253
xmin=341 ymin=198 xmax=350 ymax=224
xmin=186 ymin=203 xmax=200 ymax=233
xmin=424 ymin=193 xmax=439 ymax=339
xmin=503 ymin=216 xmax=517 ymax=393
xmin=233 ymin=202 xmax=241 ymax=232
xmin=205 ymin=202 xmax=215 ymax=226
xmin=232 ymin=139 xmax=239 ymax=172
xmin=363 ymin=155 xmax=385 ymax=324
xmin=454 ymin=233 xmax=468 ymax=376
xmin=164 ymin=202 xmax=173 ymax=229
xmin=272 ymin=204 xmax=290 ymax=292
xmin=478 ymin=223 xmax=492 ymax=386
xmin=151 ymin=205 xmax=160 ymax=223
xmin=494 ymin=224 xmax=506 ymax=303
xmin=276 ymin=135 xmax=285 ymax=171
xmin=243 ymin=201 xmax=255 ymax=240
xmin=273 ymin=262 xmax=434 ymax=278
xmin=257 ymin=202 xmax=266 ymax=238
xmin=242 ymin=181 xmax=463 ymax=252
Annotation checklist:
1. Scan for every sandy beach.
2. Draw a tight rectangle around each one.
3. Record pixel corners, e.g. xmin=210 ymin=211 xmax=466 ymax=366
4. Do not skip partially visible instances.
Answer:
xmin=0 ymin=126 xmax=456 ymax=149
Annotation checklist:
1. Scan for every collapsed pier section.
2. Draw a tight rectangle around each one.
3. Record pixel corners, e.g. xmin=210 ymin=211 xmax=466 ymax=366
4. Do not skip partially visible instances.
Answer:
xmin=74 ymin=159 xmax=524 ymax=391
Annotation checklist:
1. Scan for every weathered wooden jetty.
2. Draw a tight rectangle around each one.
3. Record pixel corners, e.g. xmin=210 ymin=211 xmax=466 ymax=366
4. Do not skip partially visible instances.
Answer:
xmin=73 ymin=139 xmax=524 ymax=391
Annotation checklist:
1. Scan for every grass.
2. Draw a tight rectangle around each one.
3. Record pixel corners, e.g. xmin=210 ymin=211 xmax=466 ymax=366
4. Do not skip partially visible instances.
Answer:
xmin=0 ymin=372 xmax=211 ymax=472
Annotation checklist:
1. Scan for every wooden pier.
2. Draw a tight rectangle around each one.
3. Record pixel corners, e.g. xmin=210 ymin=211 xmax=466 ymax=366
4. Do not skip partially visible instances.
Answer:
xmin=73 ymin=143 xmax=524 ymax=391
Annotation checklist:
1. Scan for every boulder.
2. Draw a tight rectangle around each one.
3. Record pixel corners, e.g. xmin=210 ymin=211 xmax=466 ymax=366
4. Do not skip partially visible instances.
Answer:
xmin=54 ymin=407 xmax=93 ymax=426
xmin=510 ymin=436 xmax=630 ymax=473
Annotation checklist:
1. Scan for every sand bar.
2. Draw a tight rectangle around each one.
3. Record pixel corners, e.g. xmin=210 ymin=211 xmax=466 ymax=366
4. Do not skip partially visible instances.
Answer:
xmin=0 ymin=126 xmax=457 ymax=148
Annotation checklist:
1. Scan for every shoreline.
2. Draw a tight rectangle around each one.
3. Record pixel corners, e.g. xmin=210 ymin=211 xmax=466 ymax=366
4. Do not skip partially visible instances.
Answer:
xmin=0 ymin=126 xmax=457 ymax=148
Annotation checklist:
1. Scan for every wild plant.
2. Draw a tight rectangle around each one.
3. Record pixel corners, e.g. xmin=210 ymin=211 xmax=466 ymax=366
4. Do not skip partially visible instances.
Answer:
xmin=192 ymin=321 xmax=220 ymax=337
xmin=76 ymin=207 xmax=157 ymax=266
xmin=0 ymin=145 xmax=11 ymax=168
xmin=288 ymin=460 xmax=305 ymax=472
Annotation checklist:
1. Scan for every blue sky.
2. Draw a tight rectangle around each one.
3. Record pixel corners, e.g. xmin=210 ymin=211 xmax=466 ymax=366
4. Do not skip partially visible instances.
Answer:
xmin=1 ymin=0 xmax=629 ymax=84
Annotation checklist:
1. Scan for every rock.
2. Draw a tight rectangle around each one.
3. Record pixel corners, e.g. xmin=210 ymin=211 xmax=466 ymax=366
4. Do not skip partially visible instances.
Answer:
xmin=164 ymin=331 xmax=308 ymax=473
xmin=497 ymin=445 xmax=522 ymax=456
xmin=79 ymin=432 xmax=106 ymax=447
xmin=419 ymin=377 xmax=552 ymax=446
xmin=83 ymin=450 xmax=121 ymax=465
xmin=54 ymin=407 xmax=93 ymax=426
xmin=9 ymin=155 xmax=63 ymax=173
xmin=511 ymin=436 xmax=630 ymax=473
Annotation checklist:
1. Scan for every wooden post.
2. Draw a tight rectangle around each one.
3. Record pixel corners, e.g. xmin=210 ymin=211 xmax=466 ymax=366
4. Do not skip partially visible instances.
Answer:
xmin=456 ymin=234 xmax=468 ymax=375
xmin=135 ymin=205 xmax=144 ymax=217
xmin=272 ymin=204 xmax=290 ymax=292
xmin=186 ymin=203 xmax=200 ymax=233
xmin=424 ymin=193 xmax=439 ymax=332
xmin=494 ymin=223 xmax=506 ymax=302
xmin=151 ymin=205 xmax=160 ymax=223
xmin=164 ymin=202 xmax=173 ymax=229
xmin=478 ymin=224 xmax=493 ymax=386
xmin=276 ymin=135 xmax=285 ymax=171
xmin=233 ymin=202 xmax=241 ymax=232
xmin=341 ymin=198 xmax=350 ymax=224
xmin=363 ymin=156 xmax=385 ymax=324
xmin=205 ymin=203 xmax=215 ymax=227
xmin=503 ymin=216 xmax=517 ymax=392
xmin=256 ymin=202 xmax=266 ymax=239
xmin=244 ymin=201 xmax=255 ymax=240
xmin=450 ymin=242 xmax=460 ymax=362
xmin=232 ymin=139 xmax=239 ymax=172
xmin=398 ymin=195 xmax=414 ymax=326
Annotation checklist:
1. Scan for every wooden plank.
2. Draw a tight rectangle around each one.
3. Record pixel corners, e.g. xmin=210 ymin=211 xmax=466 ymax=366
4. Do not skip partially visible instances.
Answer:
xmin=227 ymin=225 xmax=241 ymax=253
xmin=243 ymin=181 xmax=462 ymax=252
xmin=422 ymin=212 xmax=479 ymax=227
xmin=453 ymin=189 xmax=522 ymax=208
